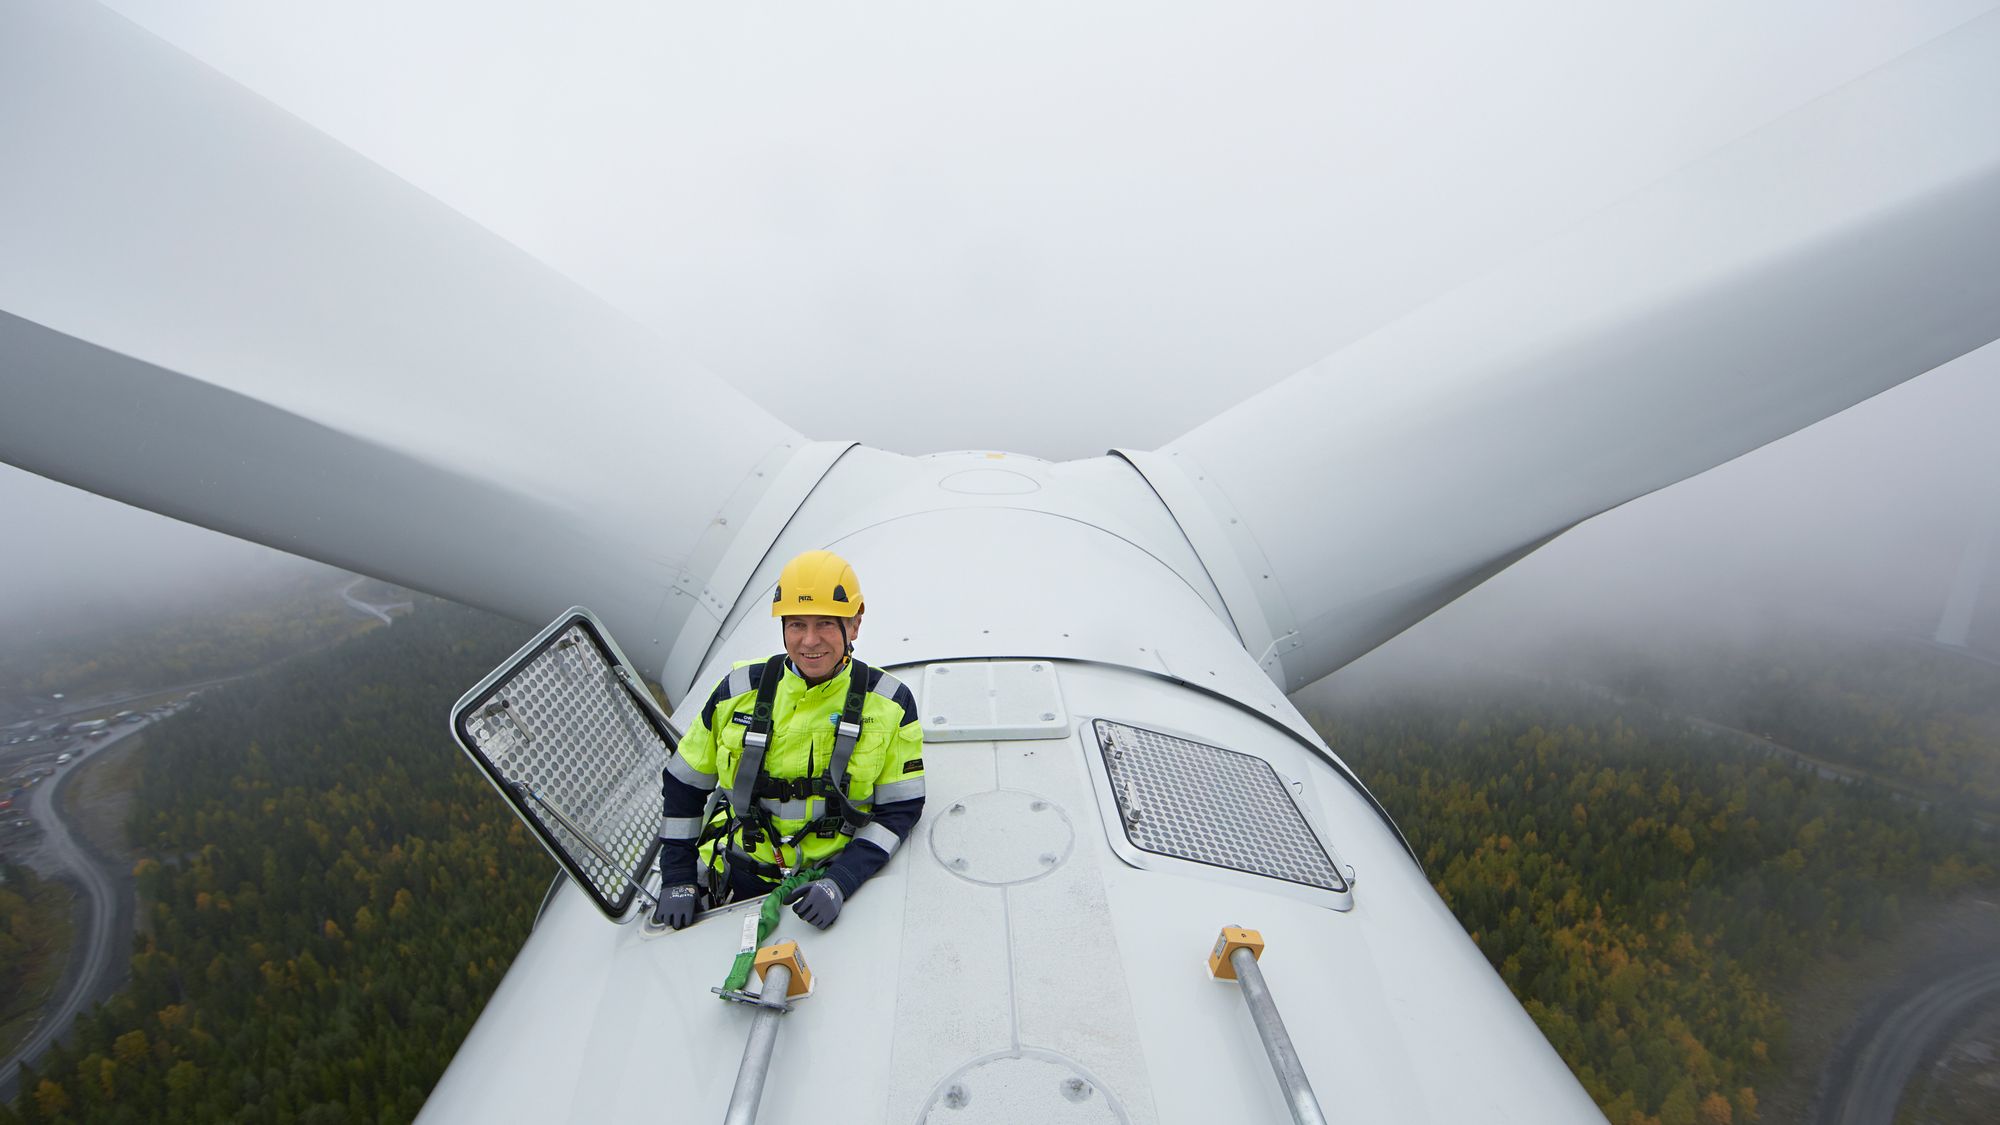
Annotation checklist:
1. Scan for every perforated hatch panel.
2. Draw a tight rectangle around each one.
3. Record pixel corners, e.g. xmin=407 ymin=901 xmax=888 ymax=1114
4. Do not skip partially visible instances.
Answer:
xmin=452 ymin=611 xmax=671 ymax=920
xmin=1092 ymin=720 xmax=1344 ymax=892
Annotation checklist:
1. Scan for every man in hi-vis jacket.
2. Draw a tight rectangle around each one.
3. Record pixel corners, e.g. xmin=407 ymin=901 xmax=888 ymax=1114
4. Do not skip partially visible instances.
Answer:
xmin=652 ymin=550 xmax=925 ymax=929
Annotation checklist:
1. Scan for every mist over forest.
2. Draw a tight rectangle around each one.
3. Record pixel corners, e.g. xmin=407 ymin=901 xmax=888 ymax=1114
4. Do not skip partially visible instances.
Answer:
xmin=0 ymin=467 xmax=339 ymax=644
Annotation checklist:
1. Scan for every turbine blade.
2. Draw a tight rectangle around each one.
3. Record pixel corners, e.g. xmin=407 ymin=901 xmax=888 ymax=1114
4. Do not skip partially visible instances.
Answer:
xmin=0 ymin=0 xmax=820 ymax=674
xmin=1136 ymin=12 xmax=2000 ymax=690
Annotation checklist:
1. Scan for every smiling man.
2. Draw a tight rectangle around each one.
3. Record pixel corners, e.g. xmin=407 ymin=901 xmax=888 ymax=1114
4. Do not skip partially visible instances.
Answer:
xmin=652 ymin=550 xmax=926 ymax=930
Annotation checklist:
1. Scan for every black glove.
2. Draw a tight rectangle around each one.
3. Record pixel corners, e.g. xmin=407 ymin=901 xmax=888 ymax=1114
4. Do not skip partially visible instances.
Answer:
xmin=784 ymin=878 xmax=845 ymax=929
xmin=652 ymin=882 xmax=699 ymax=929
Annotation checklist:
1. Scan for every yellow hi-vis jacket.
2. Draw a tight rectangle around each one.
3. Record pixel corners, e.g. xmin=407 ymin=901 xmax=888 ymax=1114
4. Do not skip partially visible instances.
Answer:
xmin=657 ymin=657 xmax=925 ymax=894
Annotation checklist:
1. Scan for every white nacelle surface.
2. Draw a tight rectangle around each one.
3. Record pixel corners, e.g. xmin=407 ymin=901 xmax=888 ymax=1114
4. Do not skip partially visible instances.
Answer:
xmin=423 ymin=455 xmax=1602 ymax=1123
xmin=425 ymin=658 xmax=1599 ymax=1123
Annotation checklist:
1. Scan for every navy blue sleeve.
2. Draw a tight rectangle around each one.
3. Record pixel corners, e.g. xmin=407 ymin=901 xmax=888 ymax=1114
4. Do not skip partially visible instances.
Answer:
xmin=655 ymin=766 xmax=711 ymax=887
xmin=824 ymin=797 xmax=922 ymax=897
xmin=657 ymin=668 xmax=755 ymax=887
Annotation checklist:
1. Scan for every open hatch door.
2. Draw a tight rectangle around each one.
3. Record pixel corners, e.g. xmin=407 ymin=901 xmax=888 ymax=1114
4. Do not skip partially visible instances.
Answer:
xmin=451 ymin=608 xmax=676 ymax=922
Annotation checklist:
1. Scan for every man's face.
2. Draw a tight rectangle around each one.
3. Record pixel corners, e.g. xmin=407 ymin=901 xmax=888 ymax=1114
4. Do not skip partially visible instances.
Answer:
xmin=783 ymin=612 xmax=861 ymax=682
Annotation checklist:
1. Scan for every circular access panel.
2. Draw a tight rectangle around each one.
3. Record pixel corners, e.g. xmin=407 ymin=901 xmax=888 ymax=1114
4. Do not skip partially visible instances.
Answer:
xmin=921 ymin=1050 xmax=1127 ymax=1124
xmin=928 ymin=789 xmax=1074 ymax=885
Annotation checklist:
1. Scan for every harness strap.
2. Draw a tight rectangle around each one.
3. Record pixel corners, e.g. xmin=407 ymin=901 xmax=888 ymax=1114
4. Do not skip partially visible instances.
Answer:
xmin=724 ymin=654 xmax=787 ymax=825
xmin=751 ymin=775 xmax=820 ymax=801
xmin=724 ymin=846 xmax=788 ymax=885
xmin=815 ymin=658 xmax=871 ymax=833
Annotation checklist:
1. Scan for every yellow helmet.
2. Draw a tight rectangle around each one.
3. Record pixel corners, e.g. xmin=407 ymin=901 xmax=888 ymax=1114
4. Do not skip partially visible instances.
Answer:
xmin=771 ymin=550 xmax=863 ymax=618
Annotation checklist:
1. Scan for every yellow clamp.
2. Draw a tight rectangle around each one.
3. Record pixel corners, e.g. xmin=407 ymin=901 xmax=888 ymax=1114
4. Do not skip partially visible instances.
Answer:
xmin=753 ymin=940 xmax=814 ymax=999
xmin=1207 ymin=926 xmax=1265 ymax=980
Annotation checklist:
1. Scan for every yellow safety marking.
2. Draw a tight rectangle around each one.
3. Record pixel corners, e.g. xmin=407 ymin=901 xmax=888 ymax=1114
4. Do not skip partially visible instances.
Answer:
xmin=754 ymin=940 xmax=814 ymax=998
xmin=1207 ymin=926 xmax=1265 ymax=980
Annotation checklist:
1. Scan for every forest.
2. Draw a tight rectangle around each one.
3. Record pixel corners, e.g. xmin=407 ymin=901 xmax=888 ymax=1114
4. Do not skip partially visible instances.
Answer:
xmin=0 ymin=864 xmax=72 ymax=1065
xmin=2 ymin=603 xmax=545 ymax=1125
xmin=1312 ymin=665 xmax=2000 ymax=1125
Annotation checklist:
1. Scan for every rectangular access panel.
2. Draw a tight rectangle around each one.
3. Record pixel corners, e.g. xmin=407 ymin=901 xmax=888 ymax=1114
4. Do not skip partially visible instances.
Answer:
xmin=919 ymin=660 xmax=1070 ymax=740
xmin=451 ymin=607 xmax=677 ymax=921
xmin=1090 ymin=719 xmax=1352 ymax=910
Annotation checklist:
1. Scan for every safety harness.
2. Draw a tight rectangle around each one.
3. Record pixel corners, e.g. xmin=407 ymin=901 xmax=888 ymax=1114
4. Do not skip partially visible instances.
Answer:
xmin=698 ymin=655 xmax=877 ymax=895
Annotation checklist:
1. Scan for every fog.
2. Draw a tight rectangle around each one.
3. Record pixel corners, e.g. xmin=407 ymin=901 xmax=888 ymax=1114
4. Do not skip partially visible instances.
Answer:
xmin=0 ymin=466 xmax=335 ymax=641
xmin=4 ymin=0 xmax=1996 ymax=663
xmin=1334 ymin=345 xmax=2000 ymax=688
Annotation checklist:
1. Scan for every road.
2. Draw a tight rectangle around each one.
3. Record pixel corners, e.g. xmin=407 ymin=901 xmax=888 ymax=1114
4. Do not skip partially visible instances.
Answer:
xmin=340 ymin=575 xmax=412 ymax=625
xmin=1816 ymin=959 xmax=2000 ymax=1125
xmin=0 ymin=720 xmax=147 ymax=1097
xmin=2 ymin=675 xmax=232 ymax=733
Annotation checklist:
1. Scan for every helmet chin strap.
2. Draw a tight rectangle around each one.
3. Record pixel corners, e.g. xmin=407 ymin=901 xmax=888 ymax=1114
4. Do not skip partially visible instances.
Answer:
xmin=840 ymin=605 xmax=864 ymax=661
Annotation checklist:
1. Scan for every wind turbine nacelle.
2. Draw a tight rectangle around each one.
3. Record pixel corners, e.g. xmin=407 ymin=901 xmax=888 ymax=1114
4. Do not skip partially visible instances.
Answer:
xmin=425 ymin=450 xmax=1604 ymax=1122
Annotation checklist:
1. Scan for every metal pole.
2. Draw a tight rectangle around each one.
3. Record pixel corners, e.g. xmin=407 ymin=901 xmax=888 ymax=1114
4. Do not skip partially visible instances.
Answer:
xmin=1230 ymin=946 xmax=1329 ymax=1125
xmin=722 ymin=963 xmax=792 ymax=1125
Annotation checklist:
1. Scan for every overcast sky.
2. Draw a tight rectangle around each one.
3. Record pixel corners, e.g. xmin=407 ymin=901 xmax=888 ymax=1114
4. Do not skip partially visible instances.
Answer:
xmin=4 ymin=0 xmax=1996 ymax=658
